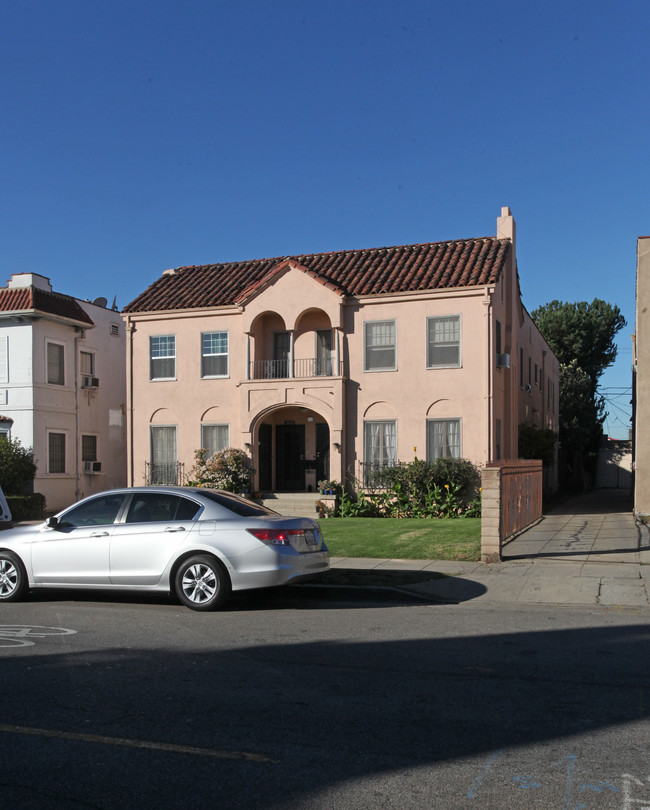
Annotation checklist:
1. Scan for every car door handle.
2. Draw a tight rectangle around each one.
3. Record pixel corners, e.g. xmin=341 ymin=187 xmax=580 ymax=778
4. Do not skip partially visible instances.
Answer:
xmin=164 ymin=526 xmax=185 ymax=532
xmin=91 ymin=531 xmax=109 ymax=537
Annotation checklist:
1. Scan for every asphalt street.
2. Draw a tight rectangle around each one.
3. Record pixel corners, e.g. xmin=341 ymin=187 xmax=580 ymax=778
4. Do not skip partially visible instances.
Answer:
xmin=1 ymin=582 xmax=649 ymax=809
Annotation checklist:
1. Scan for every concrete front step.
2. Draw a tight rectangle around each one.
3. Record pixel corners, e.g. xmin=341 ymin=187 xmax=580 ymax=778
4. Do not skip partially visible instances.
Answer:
xmin=257 ymin=492 xmax=323 ymax=518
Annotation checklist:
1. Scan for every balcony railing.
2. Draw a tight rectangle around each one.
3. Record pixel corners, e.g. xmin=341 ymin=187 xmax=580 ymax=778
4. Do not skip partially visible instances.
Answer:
xmin=144 ymin=461 xmax=185 ymax=486
xmin=250 ymin=358 xmax=341 ymax=380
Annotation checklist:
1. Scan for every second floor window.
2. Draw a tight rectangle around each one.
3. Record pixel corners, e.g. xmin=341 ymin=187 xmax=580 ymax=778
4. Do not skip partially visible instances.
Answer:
xmin=201 ymin=332 xmax=229 ymax=378
xmin=47 ymin=342 xmax=65 ymax=385
xmin=150 ymin=335 xmax=176 ymax=380
xmin=80 ymin=351 xmax=95 ymax=375
xmin=427 ymin=316 xmax=461 ymax=368
xmin=364 ymin=320 xmax=396 ymax=371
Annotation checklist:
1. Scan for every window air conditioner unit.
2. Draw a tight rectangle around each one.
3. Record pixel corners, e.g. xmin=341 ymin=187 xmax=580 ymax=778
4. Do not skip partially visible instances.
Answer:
xmin=496 ymin=353 xmax=510 ymax=369
xmin=81 ymin=376 xmax=100 ymax=389
xmin=83 ymin=461 xmax=102 ymax=474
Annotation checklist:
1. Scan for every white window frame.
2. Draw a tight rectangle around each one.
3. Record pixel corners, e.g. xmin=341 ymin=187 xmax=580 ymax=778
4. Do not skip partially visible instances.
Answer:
xmin=426 ymin=315 xmax=461 ymax=369
xmin=48 ymin=431 xmax=67 ymax=474
xmin=426 ymin=418 xmax=462 ymax=460
xmin=201 ymin=331 xmax=229 ymax=379
xmin=200 ymin=424 xmax=230 ymax=457
xmin=150 ymin=335 xmax=176 ymax=381
xmin=363 ymin=420 xmax=397 ymax=477
xmin=46 ymin=340 xmax=65 ymax=386
xmin=363 ymin=320 xmax=397 ymax=372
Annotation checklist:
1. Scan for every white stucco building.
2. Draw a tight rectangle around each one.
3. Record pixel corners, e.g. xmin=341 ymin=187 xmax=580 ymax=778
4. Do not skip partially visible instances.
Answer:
xmin=0 ymin=272 xmax=126 ymax=511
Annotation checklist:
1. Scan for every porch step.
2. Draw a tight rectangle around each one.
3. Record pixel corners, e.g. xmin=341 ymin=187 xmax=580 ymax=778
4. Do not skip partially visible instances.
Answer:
xmin=257 ymin=492 xmax=323 ymax=518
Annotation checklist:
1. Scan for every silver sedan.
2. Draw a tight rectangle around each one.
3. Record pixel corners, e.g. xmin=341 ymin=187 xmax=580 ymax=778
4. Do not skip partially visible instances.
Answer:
xmin=0 ymin=487 xmax=329 ymax=611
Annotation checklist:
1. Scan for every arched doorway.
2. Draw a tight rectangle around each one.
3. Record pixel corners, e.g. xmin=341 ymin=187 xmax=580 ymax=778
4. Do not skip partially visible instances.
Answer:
xmin=255 ymin=406 xmax=330 ymax=492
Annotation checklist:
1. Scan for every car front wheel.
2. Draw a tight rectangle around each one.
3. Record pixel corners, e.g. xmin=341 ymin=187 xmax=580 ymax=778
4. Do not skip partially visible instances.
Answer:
xmin=0 ymin=552 xmax=28 ymax=602
xmin=174 ymin=555 xmax=229 ymax=611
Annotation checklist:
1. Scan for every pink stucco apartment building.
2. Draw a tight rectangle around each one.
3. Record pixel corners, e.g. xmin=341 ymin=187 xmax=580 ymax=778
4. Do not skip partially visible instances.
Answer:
xmin=122 ymin=207 xmax=559 ymax=494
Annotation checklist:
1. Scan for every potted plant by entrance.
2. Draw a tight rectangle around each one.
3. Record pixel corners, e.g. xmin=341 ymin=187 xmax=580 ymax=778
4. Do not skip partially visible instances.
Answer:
xmin=318 ymin=479 xmax=339 ymax=495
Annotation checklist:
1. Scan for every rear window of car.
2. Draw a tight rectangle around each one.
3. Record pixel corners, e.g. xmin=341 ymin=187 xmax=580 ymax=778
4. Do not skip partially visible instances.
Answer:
xmin=197 ymin=490 xmax=279 ymax=517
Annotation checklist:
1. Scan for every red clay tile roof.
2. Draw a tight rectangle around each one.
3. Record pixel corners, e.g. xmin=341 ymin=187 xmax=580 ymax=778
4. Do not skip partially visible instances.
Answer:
xmin=123 ymin=237 xmax=510 ymax=313
xmin=0 ymin=286 xmax=94 ymax=326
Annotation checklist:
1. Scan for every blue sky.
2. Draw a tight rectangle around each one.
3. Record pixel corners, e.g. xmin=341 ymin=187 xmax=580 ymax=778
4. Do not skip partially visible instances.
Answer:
xmin=2 ymin=0 xmax=648 ymax=438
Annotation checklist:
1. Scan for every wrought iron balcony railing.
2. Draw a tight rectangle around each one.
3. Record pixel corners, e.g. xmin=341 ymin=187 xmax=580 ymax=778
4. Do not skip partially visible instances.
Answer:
xmin=250 ymin=358 xmax=341 ymax=380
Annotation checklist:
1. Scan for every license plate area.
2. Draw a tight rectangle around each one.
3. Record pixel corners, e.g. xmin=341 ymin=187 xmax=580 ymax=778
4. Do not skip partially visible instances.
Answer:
xmin=304 ymin=529 xmax=318 ymax=546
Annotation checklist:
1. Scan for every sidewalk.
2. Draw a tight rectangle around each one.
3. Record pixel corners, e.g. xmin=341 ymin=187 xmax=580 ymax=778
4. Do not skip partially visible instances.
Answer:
xmin=329 ymin=489 xmax=650 ymax=609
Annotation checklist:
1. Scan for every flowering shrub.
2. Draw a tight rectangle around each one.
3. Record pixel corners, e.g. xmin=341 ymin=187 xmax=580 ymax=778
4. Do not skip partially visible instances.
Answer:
xmin=186 ymin=448 xmax=255 ymax=493
xmin=335 ymin=457 xmax=481 ymax=518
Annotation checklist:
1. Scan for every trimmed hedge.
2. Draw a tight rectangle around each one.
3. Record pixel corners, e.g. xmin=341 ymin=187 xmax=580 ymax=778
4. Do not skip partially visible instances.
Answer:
xmin=7 ymin=493 xmax=46 ymax=522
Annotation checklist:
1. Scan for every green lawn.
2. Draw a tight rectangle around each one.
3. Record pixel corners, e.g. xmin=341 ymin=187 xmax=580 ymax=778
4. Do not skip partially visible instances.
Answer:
xmin=317 ymin=517 xmax=481 ymax=561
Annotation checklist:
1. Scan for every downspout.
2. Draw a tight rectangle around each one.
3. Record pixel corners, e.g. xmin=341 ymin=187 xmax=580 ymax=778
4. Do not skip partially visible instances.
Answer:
xmin=483 ymin=289 xmax=493 ymax=463
xmin=125 ymin=315 xmax=135 ymax=486
xmin=74 ymin=332 xmax=80 ymax=501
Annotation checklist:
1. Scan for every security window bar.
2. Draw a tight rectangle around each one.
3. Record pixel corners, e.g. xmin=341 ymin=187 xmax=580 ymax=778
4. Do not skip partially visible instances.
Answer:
xmin=201 ymin=332 xmax=228 ymax=378
xmin=364 ymin=321 xmax=396 ymax=371
xmin=48 ymin=432 xmax=66 ymax=474
xmin=427 ymin=316 xmax=460 ymax=368
xmin=81 ymin=435 xmax=97 ymax=462
xmin=150 ymin=336 xmax=176 ymax=380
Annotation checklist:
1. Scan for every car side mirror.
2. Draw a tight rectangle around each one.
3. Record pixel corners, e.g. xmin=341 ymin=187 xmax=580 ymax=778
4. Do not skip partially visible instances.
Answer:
xmin=46 ymin=516 xmax=61 ymax=530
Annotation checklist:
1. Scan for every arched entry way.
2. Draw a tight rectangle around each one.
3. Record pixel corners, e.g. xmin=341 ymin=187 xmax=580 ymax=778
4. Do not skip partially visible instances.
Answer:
xmin=255 ymin=406 xmax=330 ymax=492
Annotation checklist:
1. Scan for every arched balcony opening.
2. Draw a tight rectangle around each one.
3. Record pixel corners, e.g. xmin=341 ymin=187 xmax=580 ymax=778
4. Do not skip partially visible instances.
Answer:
xmin=247 ymin=309 xmax=340 ymax=380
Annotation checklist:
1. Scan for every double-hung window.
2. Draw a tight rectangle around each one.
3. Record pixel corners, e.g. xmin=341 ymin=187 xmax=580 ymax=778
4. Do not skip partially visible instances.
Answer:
xmin=427 ymin=419 xmax=461 ymax=459
xmin=150 ymin=336 xmax=176 ymax=380
xmin=47 ymin=342 xmax=65 ymax=385
xmin=201 ymin=424 xmax=230 ymax=457
xmin=427 ymin=316 xmax=461 ymax=368
xmin=364 ymin=421 xmax=397 ymax=485
xmin=201 ymin=332 xmax=228 ymax=378
xmin=364 ymin=320 xmax=396 ymax=371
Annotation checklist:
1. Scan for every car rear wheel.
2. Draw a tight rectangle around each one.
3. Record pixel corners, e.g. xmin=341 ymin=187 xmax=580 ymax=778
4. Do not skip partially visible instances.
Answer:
xmin=0 ymin=551 xmax=28 ymax=602
xmin=175 ymin=555 xmax=229 ymax=611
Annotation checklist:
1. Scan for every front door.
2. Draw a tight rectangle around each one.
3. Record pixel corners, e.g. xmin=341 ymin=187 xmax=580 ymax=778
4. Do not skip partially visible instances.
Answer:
xmin=316 ymin=422 xmax=330 ymax=483
xmin=275 ymin=424 xmax=305 ymax=490
xmin=258 ymin=423 xmax=272 ymax=491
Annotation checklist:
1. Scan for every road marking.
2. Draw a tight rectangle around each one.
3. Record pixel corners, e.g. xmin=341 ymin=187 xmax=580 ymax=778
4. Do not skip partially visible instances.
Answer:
xmin=0 ymin=724 xmax=276 ymax=763
xmin=0 ymin=625 xmax=77 ymax=648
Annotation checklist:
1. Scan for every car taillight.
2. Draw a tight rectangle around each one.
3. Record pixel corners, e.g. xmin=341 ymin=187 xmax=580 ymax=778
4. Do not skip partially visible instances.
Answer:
xmin=247 ymin=528 xmax=304 ymax=546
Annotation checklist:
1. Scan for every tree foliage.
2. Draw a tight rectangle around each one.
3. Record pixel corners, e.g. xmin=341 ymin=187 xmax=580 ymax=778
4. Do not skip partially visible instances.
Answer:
xmin=518 ymin=424 xmax=557 ymax=467
xmin=0 ymin=438 xmax=37 ymax=494
xmin=531 ymin=299 xmax=626 ymax=390
xmin=531 ymin=299 xmax=626 ymax=488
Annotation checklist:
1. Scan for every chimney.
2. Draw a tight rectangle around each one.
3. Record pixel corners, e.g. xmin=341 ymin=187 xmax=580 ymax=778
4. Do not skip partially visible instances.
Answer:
xmin=496 ymin=206 xmax=516 ymax=254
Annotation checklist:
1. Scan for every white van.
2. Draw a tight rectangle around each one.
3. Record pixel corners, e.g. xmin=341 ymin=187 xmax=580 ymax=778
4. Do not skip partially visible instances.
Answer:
xmin=0 ymin=485 xmax=12 ymax=527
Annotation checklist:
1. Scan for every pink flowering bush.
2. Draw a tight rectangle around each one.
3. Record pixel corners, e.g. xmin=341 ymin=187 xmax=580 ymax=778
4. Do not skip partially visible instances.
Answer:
xmin=187 ymin=447 xmax=255 ymax=493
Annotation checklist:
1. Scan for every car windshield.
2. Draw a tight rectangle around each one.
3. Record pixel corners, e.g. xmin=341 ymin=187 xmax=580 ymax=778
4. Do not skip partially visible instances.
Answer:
xmin=197 ymin=490 xmax=279 ymax=517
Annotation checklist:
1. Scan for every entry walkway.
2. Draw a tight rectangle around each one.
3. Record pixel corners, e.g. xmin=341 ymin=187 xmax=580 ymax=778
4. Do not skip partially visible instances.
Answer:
xmin=329 ymin=489 xmax=650 ymax=608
